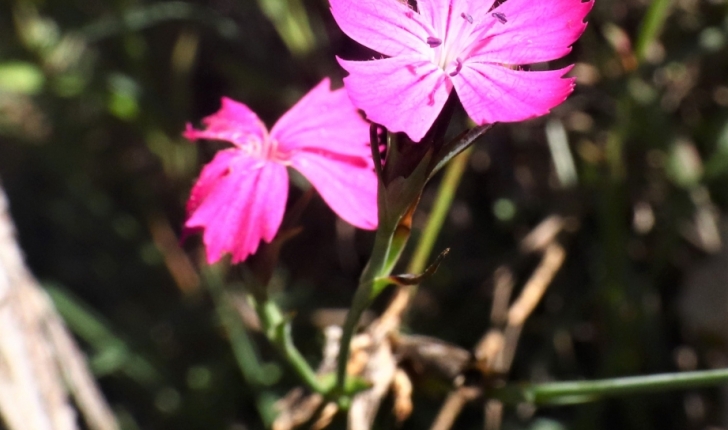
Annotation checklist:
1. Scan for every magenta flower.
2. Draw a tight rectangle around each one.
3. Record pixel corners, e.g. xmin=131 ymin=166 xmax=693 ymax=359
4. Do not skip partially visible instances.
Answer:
xmin=331 ymin=0 xmax=593 ymax=142
xmin=184 ymin=78 xmax=378 ymax=264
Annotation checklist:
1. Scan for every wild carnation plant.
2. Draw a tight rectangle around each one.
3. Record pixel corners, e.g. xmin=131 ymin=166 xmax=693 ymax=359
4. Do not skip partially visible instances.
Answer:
xmin=178 ymin=0 xmax=728 ymax=428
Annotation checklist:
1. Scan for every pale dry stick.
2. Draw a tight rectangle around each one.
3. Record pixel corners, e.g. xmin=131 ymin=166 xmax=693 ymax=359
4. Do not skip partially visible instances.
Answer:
xmin=430 ymin=386 xmax=483 ymax=430
xmin=348 ymin=333 xmax=397 ymax=430
xmin=23 ymin=288 xmax=77 ymax=430
xmin=43 ymin=290 xmax=119 ymax=430
xmin=473 ymin=329 xmax=506 ymax=376
xmin=273 ymin=389 xmax=325 ymax=430
xmin=0 ymin=185 xmax=58 ymax=430
xmin=20 ymin=282 xmax=93 ymax=430
xmin=492 ymin=324 xmax=524 ymax=377
xmin=0 ymin=183 xmax=118 ymax=430
xmin=0 ymin=291 xmax=61 ymax=430
xmin=392 ymin=368 xmax=414 ymax=421
xmin=474 ymin=267 xmax=514 ymax=374
xmin=519 ymin=215 xmax=565 ymax=254
xmin=489 ymin=267 xmax=515 ymax=326
xmin=507 ymin=243 xmax=566 ymax=327
xmin=148 ymin=214 xmax=201 ymax=294
xmin=311 ymin=403 xmax=339 ymax=430
xmin=484 ymin=400 xmax=504 ymax=430
xmin=476 ymin=267 xmax=515 ymax=359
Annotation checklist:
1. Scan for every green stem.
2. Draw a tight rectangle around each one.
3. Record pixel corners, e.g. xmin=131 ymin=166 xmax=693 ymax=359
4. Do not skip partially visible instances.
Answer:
xmin=334 ymin=224 xmax=399 ymax=396
xmin=634 ymin=0 xmax=673 ymax=64
xmin=253 ymin=298 xmax=327 ymax=394
xmin=256 ymin=0 xmax=317 ymax=56
xmin=333 ymin=149 xmax=474 ymax=398
xmin=408 ymin=147 xmax=473 ymax=274
xmin=204 ymin=267 xmax=322 ymax=393
xmin=491 ymin=368 xmax=728 ymax=406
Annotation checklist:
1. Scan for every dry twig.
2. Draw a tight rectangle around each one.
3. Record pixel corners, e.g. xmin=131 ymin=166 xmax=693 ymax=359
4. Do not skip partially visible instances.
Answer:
xmin=507 ymin=243 xmax=566 ymax=327
xmin=0 ymin=183 xmax=118 ymax=430
xmin=429 ymin=386 xmax=482 ymax=430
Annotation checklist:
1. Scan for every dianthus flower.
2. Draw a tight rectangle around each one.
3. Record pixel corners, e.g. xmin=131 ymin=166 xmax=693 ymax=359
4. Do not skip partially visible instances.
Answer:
xmin=331 ymin=0 xmax=593 ymax=141
xmin=184 ymin=78 xmax=378 ymax=264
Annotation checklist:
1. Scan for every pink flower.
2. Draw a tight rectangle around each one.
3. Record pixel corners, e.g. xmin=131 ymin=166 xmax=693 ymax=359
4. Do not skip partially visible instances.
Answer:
xmin=184 ymin=78 xmax=378 ymax=264
xmin=331 ymin=0 xmax=593 ymax=141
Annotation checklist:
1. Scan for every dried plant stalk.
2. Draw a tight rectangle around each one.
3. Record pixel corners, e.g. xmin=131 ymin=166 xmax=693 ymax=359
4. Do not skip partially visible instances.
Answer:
xmin=507 ymin=243 xmax=566 ymax=327
xmin=0 ymin=183 xmax=118 ymax=430
xmin=429 ymin=386 xmax=481 ymax=430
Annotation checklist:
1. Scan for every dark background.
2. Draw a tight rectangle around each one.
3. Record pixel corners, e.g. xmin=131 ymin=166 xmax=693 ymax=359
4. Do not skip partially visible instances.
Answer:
xmin=2 ymin=0 xmax=728 ymax=429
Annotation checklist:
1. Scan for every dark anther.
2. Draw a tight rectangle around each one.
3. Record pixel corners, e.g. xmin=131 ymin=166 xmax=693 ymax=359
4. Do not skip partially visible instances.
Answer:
xmin=461 ymin=12 xmax=473 ymax=24
xmin=492 ymin=12 xmax=507 ymax=24
xmin=449 ymin=58 xmax=463 ymax=77
xmin=426 ymin=36 xmax=442 ymax=48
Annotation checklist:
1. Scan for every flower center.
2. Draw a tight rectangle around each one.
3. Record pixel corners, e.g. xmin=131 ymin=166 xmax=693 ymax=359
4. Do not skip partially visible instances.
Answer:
xmin=268 ymin=139 xmax=291 ymax=164
xmin=428 ymin=10 xmax=476 ymax=77
xmin=425 ymin=10 xmax=509 ymax=77
xmin=238 ymin=134 xmax=289 ymax=164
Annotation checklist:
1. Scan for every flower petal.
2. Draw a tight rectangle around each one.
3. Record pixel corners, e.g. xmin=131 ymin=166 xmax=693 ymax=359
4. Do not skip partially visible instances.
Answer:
xmin=469 ymin=0 xmax=593 ymax=64
xmin=330 ymin=0 xmax=432 ymax=57
xmin=453 ymin=63 xmax=574 ymax=124
xmin=184 ymin=97 xmax=268 ymax=147
xmin=271 ymin=78 xmax=371 ymax=159
xmin=185 ymin=148 xmax=238 ymax=217
xmin=186 ymin=153 xmax=288 ymax=263
xmin=338 ymin=55 xmax=452 ymax=142
xmin=415 ymin=0 xmax=451 ymax=40
xmin=291 ymin=151 xmax=378 ymax=230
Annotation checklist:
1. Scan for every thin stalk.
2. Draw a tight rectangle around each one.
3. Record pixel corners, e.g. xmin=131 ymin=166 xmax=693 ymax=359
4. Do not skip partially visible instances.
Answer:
xmin=634 ymin=0 xmax=673 ymax=63
xmin=408 ymin=147 xmax=473 ymax=274
xmin=334 ymin=224 xmax=399 ymax=396
xmin=333 ymin=105 xmax=462 ymax=399
xmin=491 ymin=368 xmax=728 ymax=406
xmin=333 ymin=148 xmax=474 ymax=398
xmin=204 ymin=267 xmax=323 ymax=393
xmin=253 ymin=298 xmax=327 ymax=394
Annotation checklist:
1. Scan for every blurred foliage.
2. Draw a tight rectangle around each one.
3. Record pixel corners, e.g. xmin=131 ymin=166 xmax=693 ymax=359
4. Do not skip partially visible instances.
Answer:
xmin=1 ymin=0 xmax=728 ymax=429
